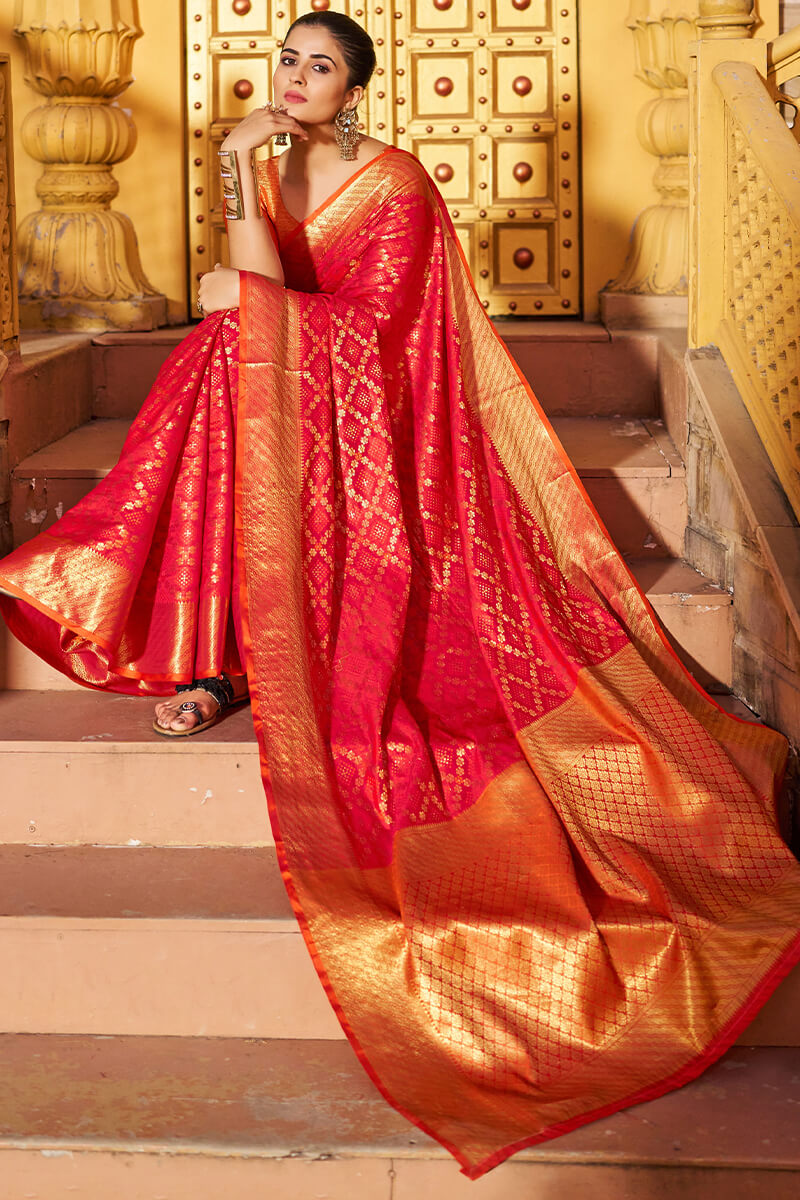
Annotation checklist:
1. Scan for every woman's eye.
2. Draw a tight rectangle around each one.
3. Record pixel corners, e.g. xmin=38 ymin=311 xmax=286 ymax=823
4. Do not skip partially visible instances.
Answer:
xmin=280 ymin=56 xmax=295 ymax=65
xmin=313 ymin=64 xmax=329 ymax=73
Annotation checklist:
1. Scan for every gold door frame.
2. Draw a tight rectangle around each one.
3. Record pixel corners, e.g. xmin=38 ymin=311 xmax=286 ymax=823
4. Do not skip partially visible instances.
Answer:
xmin=185 ymin=1 xmax=580 ymax=316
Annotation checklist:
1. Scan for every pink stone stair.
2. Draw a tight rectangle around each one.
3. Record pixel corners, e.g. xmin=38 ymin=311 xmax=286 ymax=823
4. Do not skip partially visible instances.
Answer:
xmin=0 ymin=916 xmax=341 ymax=1040
xmin=1 ymin=554 xmax=732 ymax=693
xmin=0 ymin=1040 xmax=798 ymax=1197
xmin=9 ymin=414 xmax=687 ymax=557
xmin=9 ymin=418 xmax=130 ymax=547
xmin=625 ymin=556 xmax=733 ymax=690
xmin=91 ymin=326 xmax=195 ymax=419
xmin=554 ymin=415 xmax=687 ymax=558
xmin=498 ymin=321 xmax=661 ymax=418
xmin=2 ymin=333 xmax=94 ymax=470
xmin=0 ymin=688 xmax=796 ymax=1047
xmin=0 ymin=692 xmax=265 ymax=845
xmin=86 ymin=322 xmax=664 ymax=423
xmin=4 ymin=324 xmax=798 ymax=1195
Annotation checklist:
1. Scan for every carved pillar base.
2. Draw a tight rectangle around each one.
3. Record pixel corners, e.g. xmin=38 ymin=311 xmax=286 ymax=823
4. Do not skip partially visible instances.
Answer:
xmin=14 ymin=2 xmax=166 ymax=332
xmin=605 ymin=3 xmax=700 ymax=316
xmin=19 ymin=295 xmax=167 ymax=333
xmin=608 ymin=90 xmax=691 ymax=297
xmin=17 ymin=201 xmax=167 ymax=332
xmin=607 ymin=186 xmax=689 ymax=295
xmin=600 ymin=291 xmax=689 ymax=329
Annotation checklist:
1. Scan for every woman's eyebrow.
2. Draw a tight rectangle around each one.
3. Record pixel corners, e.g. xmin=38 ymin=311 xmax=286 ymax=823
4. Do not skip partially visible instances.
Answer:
xmin=281 ymin=46 xmax=337 ymax=65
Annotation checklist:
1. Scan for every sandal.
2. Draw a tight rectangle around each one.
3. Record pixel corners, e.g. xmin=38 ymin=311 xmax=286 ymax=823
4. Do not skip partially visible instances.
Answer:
xmin=153 ymin=674 xmax=243 ymax=738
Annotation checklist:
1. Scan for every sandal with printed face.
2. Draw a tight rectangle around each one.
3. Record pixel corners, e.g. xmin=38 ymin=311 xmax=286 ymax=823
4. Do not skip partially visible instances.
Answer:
xmin=153 ymin=674 xmax=243 ymax=738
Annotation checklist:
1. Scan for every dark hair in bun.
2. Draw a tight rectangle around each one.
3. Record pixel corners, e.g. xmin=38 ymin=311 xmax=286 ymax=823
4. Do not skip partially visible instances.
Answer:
xmin=284 ymin=11 xmax=377 ymax=89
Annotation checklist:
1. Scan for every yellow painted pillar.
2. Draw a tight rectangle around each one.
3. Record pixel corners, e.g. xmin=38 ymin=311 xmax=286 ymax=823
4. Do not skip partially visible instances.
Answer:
xmin=0 ymin=52 xmax=18 ymax=357
xmin=13 ymin=0 xmax=165 ymax=331
xmin=604 ymin=1 xmax=700 ymax=323
xmin=696 ymin=0 xmax=757 ymax=37
xmin=0 ymin=51 xmax=18 ymax=556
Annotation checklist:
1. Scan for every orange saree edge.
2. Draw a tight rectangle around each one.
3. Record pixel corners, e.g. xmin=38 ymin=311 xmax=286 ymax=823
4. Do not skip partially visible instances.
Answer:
xmin=235 ymin=199 xmax=799 ymax=1178
xmin=466 ymin=924 xmax=800 ymax=1180
xmin=0 ymin=577 xmax=114 ymax=655
xmin=0 ymin=577 xmax=197 ymax=687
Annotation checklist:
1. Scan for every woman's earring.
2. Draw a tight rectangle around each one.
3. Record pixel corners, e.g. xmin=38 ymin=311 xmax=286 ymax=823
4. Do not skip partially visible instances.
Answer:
xmin=334 ymin=107 xmax=361 ymax=161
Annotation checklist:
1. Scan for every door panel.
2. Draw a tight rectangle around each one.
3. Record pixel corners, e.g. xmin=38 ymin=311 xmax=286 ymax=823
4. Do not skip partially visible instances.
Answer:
xmin=185 ymin=0 xmax=580 ymax=315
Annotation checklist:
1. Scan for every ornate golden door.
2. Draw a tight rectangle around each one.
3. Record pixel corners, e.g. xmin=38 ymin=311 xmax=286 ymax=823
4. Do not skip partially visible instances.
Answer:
xmin=186 ymin=1 xmax=580 ymax=316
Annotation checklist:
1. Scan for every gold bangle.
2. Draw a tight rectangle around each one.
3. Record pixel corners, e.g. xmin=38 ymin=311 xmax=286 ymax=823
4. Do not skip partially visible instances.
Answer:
xmin=218 ymin=147 xmax=245 ymax=220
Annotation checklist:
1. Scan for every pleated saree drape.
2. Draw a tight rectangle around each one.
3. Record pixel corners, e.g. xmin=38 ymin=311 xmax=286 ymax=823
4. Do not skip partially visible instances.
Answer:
xmin=2 ymin=147 xmax=800 ymax=1178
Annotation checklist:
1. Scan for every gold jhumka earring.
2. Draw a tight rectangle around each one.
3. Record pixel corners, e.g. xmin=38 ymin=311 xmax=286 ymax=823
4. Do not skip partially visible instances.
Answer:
xmin=335 ymin=107 xmax=361 ymax=160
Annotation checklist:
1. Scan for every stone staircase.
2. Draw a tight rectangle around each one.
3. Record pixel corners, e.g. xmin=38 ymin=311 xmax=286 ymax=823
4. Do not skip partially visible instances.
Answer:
xmin=0 ymin=322 xmax=798 ymax=1197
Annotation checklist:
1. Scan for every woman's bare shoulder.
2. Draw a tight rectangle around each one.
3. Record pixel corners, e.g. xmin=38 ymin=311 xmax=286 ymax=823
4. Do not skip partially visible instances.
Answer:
xmin=358 ymin=135 xmax=391 ymax=160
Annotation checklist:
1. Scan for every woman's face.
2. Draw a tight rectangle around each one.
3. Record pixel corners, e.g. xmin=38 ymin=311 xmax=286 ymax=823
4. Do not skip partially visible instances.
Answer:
xmin=273 ymin=25 xmax=362 ymax=125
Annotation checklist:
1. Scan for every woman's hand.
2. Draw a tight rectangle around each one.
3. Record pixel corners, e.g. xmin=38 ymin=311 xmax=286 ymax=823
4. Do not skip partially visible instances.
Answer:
xmin=198 ymin=264 xmax=241 ymax=315
xmin=221 ymin=104 xmax=308 ymax=153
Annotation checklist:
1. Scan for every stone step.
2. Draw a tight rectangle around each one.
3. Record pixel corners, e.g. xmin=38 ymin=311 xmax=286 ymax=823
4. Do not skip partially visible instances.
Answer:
xmin=10 ymin=418 xmax=130 ymax=547
xmin=2 ymin=333 xmax=94 ymax=473
xmin=0 ymin=691 xmax=265 ymax=846
xmin=0 ymin=687 xmax=795 ymax=1047
xmin=625 ymin=556 xmax=733 ymax=691
xmin=554 ymin=416 xmax=687 ymax=558
xmin=0 ymin=1040 xmax=798 ymax=1197
xmin=9 ymin=415 xmax=686 ymax=556
xmin=0 ymin=556 xmax=735 ymax=834
xmin=0 ymin=906 xmax=795 ymax=1045
xmin=0 ymin=915 xmax=340 ymax=1039
xmin=0 ymin=844 xmax=290 ymax=920
xmin=1 ymin=556 xmax=729 ymax=697
xmin=499 ymin=323 xmax=662 ymax=419
xmin=91 ymin=326 xmax=195 ymax=419
xmin=88 ymin=322 xmax=663 ymax=422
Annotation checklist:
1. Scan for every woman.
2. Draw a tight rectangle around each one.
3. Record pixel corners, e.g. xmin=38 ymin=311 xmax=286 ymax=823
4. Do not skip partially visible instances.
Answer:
xmin=1 ymin=11 xmax=800 ymax=1180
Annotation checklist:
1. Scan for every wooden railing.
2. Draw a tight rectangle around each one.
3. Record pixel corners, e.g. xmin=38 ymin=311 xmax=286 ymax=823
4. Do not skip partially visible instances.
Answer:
xmin=0 ymin=53 xmax=19 ymax=360
xmin=690 ymin=24 xmax=800 ymax=523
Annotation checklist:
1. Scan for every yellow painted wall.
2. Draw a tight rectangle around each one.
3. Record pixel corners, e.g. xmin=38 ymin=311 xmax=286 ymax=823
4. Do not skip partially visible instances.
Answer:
xmin=579 ymin=0 xmax=779 ymax=321
xmin=579 ymin=0 xmax=654 ymax=321
xmin=0 ymin=2 xmax=782 ymax=325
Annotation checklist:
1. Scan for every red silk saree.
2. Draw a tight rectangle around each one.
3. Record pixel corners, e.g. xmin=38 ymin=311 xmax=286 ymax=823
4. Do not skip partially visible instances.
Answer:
xmin=2 ymin=147 xmax=800 ymax=1178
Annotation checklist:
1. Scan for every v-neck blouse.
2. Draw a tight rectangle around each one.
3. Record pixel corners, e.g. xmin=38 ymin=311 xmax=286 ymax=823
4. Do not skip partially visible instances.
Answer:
xmin=258 ymin=146 xmax=397 ymax=241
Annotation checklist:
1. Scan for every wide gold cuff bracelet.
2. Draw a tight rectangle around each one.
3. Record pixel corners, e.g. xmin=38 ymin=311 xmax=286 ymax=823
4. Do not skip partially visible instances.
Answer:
xmin=219 ymin=147 xmax=246 ymax=221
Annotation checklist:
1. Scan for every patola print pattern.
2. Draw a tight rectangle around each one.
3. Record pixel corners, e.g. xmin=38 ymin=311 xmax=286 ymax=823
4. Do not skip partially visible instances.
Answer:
xmin=1 ymin=149 xmax=800 ymax=1177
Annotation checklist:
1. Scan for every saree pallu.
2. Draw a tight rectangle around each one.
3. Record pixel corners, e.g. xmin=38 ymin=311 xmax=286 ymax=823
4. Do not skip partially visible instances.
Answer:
xmin=2 ymin=147 xmax=800 ymax=1178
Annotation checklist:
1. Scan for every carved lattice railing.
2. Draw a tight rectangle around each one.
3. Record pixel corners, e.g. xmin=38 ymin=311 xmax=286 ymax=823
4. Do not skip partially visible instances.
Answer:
xmin=690 ymin=37 xmax=800 ymax=522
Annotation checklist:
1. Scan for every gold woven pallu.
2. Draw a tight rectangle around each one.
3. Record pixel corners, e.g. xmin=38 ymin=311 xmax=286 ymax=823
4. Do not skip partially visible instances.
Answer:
xmin=236 ymin=151 xmax=800 ymax=1176
xmin=0 ymin=147 xmax=798 ymax=1177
